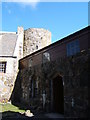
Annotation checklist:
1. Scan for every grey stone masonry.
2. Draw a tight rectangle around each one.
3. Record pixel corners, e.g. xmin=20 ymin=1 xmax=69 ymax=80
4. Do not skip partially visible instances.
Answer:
xmin=23 ymin=28 xmax=51 ymax=57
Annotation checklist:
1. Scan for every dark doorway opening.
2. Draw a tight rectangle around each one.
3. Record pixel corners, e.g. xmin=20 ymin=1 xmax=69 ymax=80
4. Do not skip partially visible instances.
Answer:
xmin=53 ymin=75 xmax=64 ymax=114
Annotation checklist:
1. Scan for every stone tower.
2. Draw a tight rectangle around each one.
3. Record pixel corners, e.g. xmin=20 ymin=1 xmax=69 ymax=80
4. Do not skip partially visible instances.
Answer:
xmin=23 ymin=28 xmax=51 ymax=57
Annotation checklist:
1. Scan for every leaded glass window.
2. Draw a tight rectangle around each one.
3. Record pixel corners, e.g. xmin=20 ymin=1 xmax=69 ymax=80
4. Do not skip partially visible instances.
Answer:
xmin=67 ymin=40 xmax=80 ymax=56
xmin=0 ymin=62 xmax=6 ymax=73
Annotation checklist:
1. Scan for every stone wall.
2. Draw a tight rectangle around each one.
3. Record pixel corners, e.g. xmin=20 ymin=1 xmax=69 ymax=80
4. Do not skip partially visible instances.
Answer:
xmin=23 ymin=28 xmax=51 ymax=57
xmin=13 ymin=50 xmax=89 ymax=118
xmin=0 ymin=27 xmax=51 ymax=103
xmin=0 ymin=27 xmax=24 ymax=102
xmin=0 ymin=57 xmax=18 ymax=102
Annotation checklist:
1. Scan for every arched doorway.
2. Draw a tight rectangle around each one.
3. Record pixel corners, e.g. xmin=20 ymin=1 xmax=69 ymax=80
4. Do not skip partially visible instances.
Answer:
xmin=52 ymin=75 xmax=64 ymax=114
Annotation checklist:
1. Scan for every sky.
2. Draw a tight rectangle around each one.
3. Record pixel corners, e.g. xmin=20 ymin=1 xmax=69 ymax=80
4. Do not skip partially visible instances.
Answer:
xmin=1 ymin=1 xmax=89 ymax=43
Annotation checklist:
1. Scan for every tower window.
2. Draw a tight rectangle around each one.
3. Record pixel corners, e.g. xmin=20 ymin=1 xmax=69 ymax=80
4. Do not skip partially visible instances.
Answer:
xmin=41 ymin=37 xmax=43 ymax=39
xmin=36 ymin=45 xmax=38 ymax=49
xmin=0 ymin=62 xmax=7 ymax=73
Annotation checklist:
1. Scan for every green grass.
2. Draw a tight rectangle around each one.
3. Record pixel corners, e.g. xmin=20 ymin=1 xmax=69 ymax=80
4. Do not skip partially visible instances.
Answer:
xmin=0 ymin=103 xmax=25 ymax=113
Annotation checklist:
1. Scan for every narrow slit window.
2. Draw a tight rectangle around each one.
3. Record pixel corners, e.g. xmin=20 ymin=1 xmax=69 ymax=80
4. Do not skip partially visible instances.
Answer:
xmin=36 ymin=45 xmax=38 ymax=49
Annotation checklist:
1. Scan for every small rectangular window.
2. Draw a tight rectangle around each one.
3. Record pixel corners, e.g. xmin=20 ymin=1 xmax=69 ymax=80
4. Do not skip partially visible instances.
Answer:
xmin=30 ymin=79 xmax=38 ymax=98
xmin=29 ymin=58 xmax=32 ymax=67
xmin=36 ymin=45 xmax=38 ymax=50
xmin=0 ymin=62 xmax=7 ymax=73
xmin=67 ymin=40 xmax=80 ymax=56
xmin=43 ymin=52 xmax=50 ymax=63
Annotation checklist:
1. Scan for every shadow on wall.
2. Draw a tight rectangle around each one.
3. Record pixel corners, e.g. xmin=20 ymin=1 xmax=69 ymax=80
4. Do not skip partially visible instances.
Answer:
xmin=9 ymin=71 xmax=28 ymax=110
xmin=0 ymin=111 xmax=54 ymax=119
xmin=0 ymin=111 xmax=30 ymax=120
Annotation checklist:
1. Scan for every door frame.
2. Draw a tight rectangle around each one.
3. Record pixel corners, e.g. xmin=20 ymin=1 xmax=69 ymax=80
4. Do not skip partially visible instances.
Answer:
xmin=51 ymin=73 xmax=64 ymax=113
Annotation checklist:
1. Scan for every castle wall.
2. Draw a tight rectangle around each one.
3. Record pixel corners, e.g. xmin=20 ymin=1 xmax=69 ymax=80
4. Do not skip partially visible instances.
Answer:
xmin=15 ymin=27 xmax=89 ymax=118
xmin=0 ymin=27 xmax=51 ymax=102
xmin=0 ymin=57 xmax=18 ymax=102
xmin=23 ymin=28 xmax=51 ymax=57
xmin=0 ymin=26 xmax=89 ymax=118
xmin=20 ymin=27 xmax=89 ymax=69
xmin=0 ymin=27 xmax=24 ymax=102
xmin=17 ymin=50 xmax=89 ymax=118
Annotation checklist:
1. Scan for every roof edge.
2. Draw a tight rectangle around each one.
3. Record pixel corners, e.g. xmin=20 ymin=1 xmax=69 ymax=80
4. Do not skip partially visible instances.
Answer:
xmin=0 ymin=56 xmax=17 ymax=58
xmin=0 ymin=31 xmax=16 ymax=34
xmin=20 ymin=26 xmax=90 ymax=61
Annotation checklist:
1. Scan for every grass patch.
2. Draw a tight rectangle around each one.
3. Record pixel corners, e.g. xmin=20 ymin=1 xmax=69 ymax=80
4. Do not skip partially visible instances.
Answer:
xmin=0 ymin=103 xmax=25 ymax=113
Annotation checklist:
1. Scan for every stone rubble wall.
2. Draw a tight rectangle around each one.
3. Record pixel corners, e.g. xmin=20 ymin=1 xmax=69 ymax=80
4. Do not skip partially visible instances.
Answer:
xmin=23 ymin=28 xmax=51 ymax=57
xmin=0 ymin=27 xmax=51 ymax=103
xmin=0 ymin=57 xmax=18 ymax=102
xmin=0 ymin=27 xmax=24 ymax=102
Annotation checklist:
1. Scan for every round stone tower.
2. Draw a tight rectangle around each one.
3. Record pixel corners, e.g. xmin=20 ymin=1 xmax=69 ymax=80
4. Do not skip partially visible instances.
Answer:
xmin=23 ymin=28 xmax=51 ymax=57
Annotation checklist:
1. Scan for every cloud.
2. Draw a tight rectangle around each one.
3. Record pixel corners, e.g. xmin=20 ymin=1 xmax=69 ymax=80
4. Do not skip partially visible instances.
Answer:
xmin=4 ymin=4 xmax=12 ymax=14
xmin=3 ymin=4 xmax=12 ymax=15
xmin=8 ymin=9 xmax=11 ymax=14
xmin=1 ymin=0 xmax=89 ymax=9
xmin=19 ymin=1 xmax=40 ymax=9
xmin=2 ymin=0 xmax=41 ymax=9
xmin=2 ymin=0 xmax=40 ymax=1
xmin=1 ymin=0 xmax=89 ymax=2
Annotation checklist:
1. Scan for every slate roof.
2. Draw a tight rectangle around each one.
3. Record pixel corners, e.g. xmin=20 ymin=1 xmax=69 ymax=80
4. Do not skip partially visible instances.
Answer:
xmin=0 ymin=33 xmax=17 ymax=56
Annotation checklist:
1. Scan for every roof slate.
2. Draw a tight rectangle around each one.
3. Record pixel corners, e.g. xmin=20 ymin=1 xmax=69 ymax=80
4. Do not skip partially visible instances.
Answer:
xmin=0 ymin=33 xmax=17 ymax=56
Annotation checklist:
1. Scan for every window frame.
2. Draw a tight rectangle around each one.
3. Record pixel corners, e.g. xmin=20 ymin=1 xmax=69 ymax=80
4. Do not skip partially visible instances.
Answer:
xmin=0 ymin=62 xmax=7 ymax=73
xmin=42 ymin=52 xmax=50 ymax=63
xmin=67 ymin=40 xmax=80 ymax=56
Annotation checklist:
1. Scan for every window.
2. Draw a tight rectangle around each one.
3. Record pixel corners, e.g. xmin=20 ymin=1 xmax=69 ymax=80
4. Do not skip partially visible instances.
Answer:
xmin=36 ymin=45 xmax=38 ymax=50
xmin=19 ymin=45 xmax=22 ymax=57
xmin=31 ymin=79 xmax=34 ymax=98
xmin=0 ymin=62 xmax=6 ymax=73
xmin=67 ymin=40 xmax=80 ymax=56
xmin=43 ymin=52 xmax=50 ymax=63
xmin=34 ymin=80 xmax=39 ymax=97
xmin=29 ymin=58 xmax=32 ymax=67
